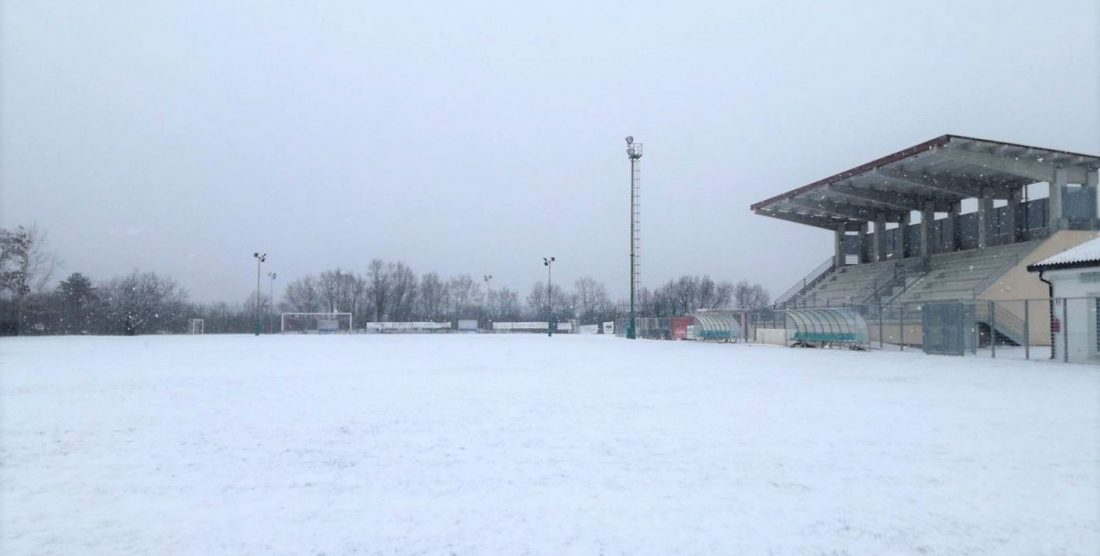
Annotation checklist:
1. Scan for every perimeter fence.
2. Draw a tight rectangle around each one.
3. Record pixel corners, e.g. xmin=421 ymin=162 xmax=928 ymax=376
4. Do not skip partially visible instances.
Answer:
xmin=746 ymin=297 xmax=1098 ymax=362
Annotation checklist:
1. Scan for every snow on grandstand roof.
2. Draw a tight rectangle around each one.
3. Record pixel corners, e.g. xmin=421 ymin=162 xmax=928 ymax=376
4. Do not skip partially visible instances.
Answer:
xmin=1027 ymin=236 xmax=1100 ymax=271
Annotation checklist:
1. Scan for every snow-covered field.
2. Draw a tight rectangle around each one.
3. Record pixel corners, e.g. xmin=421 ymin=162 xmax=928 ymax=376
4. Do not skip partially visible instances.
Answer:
xmin=2 ymin=335 xmax=1097 ymax=555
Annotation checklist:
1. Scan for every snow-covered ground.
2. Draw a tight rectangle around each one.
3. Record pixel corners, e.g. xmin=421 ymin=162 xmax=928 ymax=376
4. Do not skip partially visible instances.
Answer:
xmin=2 ymin=335 xmax=1097 ymax=555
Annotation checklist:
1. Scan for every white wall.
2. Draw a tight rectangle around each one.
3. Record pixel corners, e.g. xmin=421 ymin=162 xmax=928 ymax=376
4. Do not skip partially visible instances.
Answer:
xmin=755 ymin=328 xmax=790 ymax=347
xmin=1045 ymin=267 xmax=1100 ymax=364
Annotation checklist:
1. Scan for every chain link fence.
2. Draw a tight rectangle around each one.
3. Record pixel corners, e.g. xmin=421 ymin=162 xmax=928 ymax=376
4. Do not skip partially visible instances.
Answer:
xmin=745 ymin=297 xmax=1099 ymax=363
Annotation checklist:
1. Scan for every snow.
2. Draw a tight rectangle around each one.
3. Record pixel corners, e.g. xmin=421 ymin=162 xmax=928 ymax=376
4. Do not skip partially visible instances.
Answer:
xmin=2 ymin=335 xmax=1098 ymax=555
xmin=1032 ymin=235 xmax=1100 ymax=268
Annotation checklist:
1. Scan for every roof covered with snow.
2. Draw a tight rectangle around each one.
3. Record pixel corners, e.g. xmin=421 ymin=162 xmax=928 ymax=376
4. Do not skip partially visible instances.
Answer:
xmin=1027 ymin=236 xmax=1100 ymax=272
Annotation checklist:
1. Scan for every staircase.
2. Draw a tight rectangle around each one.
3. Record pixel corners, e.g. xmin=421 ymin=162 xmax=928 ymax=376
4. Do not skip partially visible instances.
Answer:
xmin=974 ymin=302 xmax=1028 ymax=346
xmin=774 ymin=257 xmax=834 ymax=307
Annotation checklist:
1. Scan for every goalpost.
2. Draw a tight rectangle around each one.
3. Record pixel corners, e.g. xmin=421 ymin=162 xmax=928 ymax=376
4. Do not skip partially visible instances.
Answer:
xmin=188 ymin=319 xmax=204 ymax=335
xmin=281 ymin=312 xmax=354 ymax=334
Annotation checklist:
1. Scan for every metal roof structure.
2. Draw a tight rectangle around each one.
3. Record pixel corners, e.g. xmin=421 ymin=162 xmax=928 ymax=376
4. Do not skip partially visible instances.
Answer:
xmin=1027 ymin=236 xmax=1100 ymax=272
xmin=751 ymin=135 xmax=1100 ymax=230
xmin=690 ymin=310 xmax=742 ymax=341
xmin=785 ymin=308 xmax=870 ymax=348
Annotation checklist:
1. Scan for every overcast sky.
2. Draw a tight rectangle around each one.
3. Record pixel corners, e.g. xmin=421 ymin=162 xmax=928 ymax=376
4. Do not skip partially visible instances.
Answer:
xmin=2 ymin=0 xmax=1098 ymax=303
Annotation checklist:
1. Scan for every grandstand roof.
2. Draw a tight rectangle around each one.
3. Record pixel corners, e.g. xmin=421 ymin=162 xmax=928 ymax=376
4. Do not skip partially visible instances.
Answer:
xmin=1027 ymin=236 xmax=1100 ymax=272
xmin=751 ymin=135 xmax=1100 ymax=230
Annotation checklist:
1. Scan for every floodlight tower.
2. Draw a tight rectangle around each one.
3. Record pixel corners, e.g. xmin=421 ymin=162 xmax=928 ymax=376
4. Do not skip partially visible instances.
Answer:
xmin=267 ymin=272 xmax=277 ymax=333
xmin=543 ymin=257 xmax=555 ymax=337
xmin=625 ymin=136 xmax=643 ymax=340
xmin=253 ymin=252 xmax=267 ymax=336
xmin=483 ymin=275 xmax=493 ymax=328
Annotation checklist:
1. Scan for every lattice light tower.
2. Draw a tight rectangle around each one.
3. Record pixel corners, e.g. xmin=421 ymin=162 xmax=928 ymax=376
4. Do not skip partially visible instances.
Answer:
xmin=625 ymin=136 xmax=642 ymax=340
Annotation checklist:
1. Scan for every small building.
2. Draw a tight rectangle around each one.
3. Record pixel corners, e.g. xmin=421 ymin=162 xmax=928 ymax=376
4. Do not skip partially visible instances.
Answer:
xmin=1027 ymin=237 xmax=1100 ymax=364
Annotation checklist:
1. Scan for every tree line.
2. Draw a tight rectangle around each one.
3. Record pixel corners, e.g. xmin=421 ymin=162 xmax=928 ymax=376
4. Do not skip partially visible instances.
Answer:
xmin=0 ymin=224 xmax=770 ymax=335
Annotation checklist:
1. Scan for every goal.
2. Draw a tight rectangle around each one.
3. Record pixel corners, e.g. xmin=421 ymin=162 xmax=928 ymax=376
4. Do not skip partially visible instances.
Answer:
xmin=281 ymin=312 xmax=354 ymax=334
xmin=188 ymin=319 xmax=204 ymax=335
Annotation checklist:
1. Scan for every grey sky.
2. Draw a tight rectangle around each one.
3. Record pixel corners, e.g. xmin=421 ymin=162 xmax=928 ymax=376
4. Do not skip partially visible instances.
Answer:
xmin=2 ymin=0 xmax=1098 ymax=303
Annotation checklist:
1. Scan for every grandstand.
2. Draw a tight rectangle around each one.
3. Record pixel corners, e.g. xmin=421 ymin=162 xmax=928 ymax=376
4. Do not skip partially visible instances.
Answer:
xmin=754 ymin=135 xmax=1100 ymax=346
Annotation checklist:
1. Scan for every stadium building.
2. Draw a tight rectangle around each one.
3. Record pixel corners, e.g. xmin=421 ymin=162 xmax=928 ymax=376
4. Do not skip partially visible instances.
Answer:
xmin=753 ymin=135 xmax=1100 ymax=348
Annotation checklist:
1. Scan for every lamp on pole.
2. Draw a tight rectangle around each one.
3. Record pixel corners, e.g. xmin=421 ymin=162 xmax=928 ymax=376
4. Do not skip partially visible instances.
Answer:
xmin=543 ymin=257 xmax=555 ymax=337
xmin=267 ymin=271 xmax=277 ymax=333
xmin=625 ymin=136 xmax=643 ymax=340
xmin=253 ymin=252 xmax=267 ymax=336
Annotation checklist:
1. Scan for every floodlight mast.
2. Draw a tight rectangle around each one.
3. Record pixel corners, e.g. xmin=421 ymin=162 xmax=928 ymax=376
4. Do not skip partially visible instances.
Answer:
xmin=625 ymin=137 xmax=643 ymax=340
xmin=543 ymin=257 xmax=555 ymax=337
xmin=267 ymin=272 xmax=277 ymax=333
xmin=253 ymin=252 xmax=267 ymax=336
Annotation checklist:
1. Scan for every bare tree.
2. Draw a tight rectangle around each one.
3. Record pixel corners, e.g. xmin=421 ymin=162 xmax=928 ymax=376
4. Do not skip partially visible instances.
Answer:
xmin=1 ymin=225 xmax=61 ymax=334
xmin=641 ymin=276 xmax=738 ymax=317
xmin=714 ymin=281 xmax=735 ymax=309
xmin=365 ymin=259 xmax=391 ymax=321
xmin=527 ymin=281 xmax=546 ymax=320
xmin=282 ymin=275 xmax=323 ymax=313
xmin=527 ymin=281 xmax=570 ymax=321
xmin=416 ymin=272 xmax=449 ymax=321
xmin=102 ymin=271 xmax=189 ymax=335
xmin=388 ymin=261 xmax=417 ymax=321
xmin=447 ymin=274 xmax=482 ymax=320
xmin=635 ymin=286 xmax=655 ymax=317
xmin=573 ymin=276 xmax=611 ymax=323
xmin=242 ymin=293 xmax=273 ymax=321
xmin=487 ymin=286 xmax=522 ymax=321
xmin=317 ymin=269 xmax=364 ymax=317
xmin=734 ymin=280 xmax=770 ymax=309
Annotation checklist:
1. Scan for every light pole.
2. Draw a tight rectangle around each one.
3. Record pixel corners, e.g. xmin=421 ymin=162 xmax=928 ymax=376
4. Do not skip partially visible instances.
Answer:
xmin=625 ymin=136 xmax=643 ymax=340
xmin=267 ymin=271 xmax=277 ymax=333
xmin=483 ymin=275 xmax=493 ymax=327
xmin=543 ymin=257 xmax=555 ymax=337
xmin=253 ymin=252 xmax=267 ymax=336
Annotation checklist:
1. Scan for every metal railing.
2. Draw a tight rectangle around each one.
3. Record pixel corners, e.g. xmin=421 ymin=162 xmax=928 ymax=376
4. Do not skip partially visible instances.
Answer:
xmin=852 ymin=263 xmax=898 ymax=304
xmin=774 ymin=257 xmax=834 ymax=307
xmin=969 ymin=248 xmax=1030 ymax=299
xmin=854 ymin=257 xmax=929 ymax=304
xmin=974 ymin=301 xmax=1027 ymax=347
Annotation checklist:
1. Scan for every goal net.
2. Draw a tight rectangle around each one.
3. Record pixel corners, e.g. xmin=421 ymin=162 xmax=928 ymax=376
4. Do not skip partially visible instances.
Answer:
xmin=188 ymin=319 xmax=204 ymax=335
xmin=281 ymin=312 xmax=354 ymax=334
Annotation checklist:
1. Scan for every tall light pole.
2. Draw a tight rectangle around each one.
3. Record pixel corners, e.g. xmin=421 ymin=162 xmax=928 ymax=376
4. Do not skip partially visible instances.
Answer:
xmin=253 ymin=252 xmax=267 ymax=336
xmin=625 ymin=136 xmax=643 ymax=340
xmin=482 ymin=274 xmax=493 ymax=329
xmin=267 ymin=271 xmax=277 ymax=333
xmin=543 ymin=257 xmax=555 ymax=337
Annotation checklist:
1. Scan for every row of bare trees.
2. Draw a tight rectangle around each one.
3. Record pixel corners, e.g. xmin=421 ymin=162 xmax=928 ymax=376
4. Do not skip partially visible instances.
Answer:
xmin=279 ymin=260 xmax=603 ymax=325
xmin=277 ymin=260 xmax=770 ymax=326
xmin=1 ymin=225 xmax=770 ymax=335
xmin=4 ymin=269 xmax=190 ymax=335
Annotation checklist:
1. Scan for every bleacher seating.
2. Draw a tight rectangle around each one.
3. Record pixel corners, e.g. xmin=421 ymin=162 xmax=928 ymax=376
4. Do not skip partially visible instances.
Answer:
xmin=795 ymin=260 xmax=894 ymax=306
xmin=892 ymin=241 xmax=1039 ymax=304
xmin=789 ymin=241 xmax=1041 ymax=307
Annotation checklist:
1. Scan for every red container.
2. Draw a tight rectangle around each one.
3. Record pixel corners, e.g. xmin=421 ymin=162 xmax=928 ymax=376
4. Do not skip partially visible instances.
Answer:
xmin=669 ymin=316 xmax=694 ymax=340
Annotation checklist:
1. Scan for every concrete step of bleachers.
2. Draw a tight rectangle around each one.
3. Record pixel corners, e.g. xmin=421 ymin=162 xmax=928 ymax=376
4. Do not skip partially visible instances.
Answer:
xmin=795 ymin=260 xmax=895 ymax=305
xmin=891 ymin=241 xmax=1041 ymax=304
xmin=788 ymin=240 xmax=1043 ymax=307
